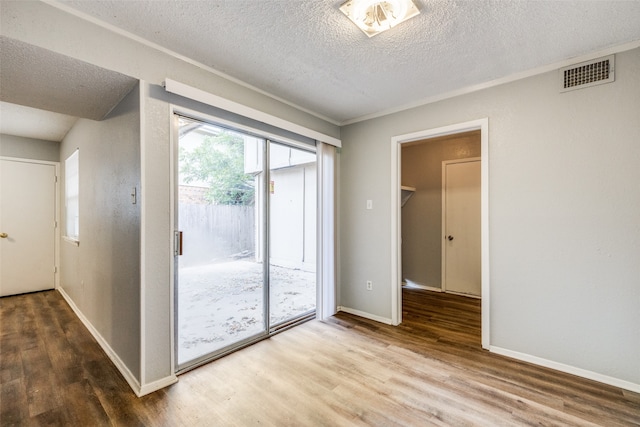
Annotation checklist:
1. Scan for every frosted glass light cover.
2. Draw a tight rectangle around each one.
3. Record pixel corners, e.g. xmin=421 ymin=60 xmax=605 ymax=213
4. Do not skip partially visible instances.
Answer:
xmin=339 ymin=0 xmax=420 ymax=37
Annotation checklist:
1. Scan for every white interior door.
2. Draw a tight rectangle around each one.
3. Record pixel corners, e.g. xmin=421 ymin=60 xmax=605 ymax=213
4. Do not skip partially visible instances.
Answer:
xmin=442 ymin=159 xmax=481 ymax=296
xmin=0 ymin=158 xmax=57 ymax=297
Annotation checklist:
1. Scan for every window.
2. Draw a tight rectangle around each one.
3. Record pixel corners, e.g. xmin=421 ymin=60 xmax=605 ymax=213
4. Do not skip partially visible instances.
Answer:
xmin=65 ymin=149 xmax=79 ymax=241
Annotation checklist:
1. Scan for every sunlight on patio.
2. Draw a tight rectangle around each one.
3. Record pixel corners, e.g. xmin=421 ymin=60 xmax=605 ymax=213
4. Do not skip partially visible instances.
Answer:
xmin=178 ymin=260 xmax=315 ymax=364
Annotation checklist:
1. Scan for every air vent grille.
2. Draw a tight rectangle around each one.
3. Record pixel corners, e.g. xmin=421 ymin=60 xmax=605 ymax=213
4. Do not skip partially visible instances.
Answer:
xmin=560 ymin=55 xmax=614 ymax=92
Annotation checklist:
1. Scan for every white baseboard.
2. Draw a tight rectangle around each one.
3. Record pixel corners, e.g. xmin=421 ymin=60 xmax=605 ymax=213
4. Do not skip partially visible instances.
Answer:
xmin=490 ymin=346 xmax=640 ymax=394
xmin=139 ymin=375 xmax=178 ymax=396
xmin=404 ymin=283 xmax=481 ymax=299
xmin=337 ymin=306 xmax=393 ymax=325
xmin=57 ymin=287 xmax=177 ymax=397
xmin=333 ymin=298 xmax=638 ymax=393
xmin=403 ymin=282 xmax=443 ymax=292
xmin=445 ymin=290 xmax=481 ymax=299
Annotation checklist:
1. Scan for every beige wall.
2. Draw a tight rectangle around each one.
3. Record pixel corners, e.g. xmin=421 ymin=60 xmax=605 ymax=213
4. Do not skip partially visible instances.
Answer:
xmin=401 ymin=132 xmax=480 ymax=288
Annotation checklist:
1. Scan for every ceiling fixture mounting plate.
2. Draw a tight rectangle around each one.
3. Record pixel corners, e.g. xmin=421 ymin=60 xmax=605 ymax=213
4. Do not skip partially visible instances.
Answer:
xmin=340 ymin=0 xmax=420 ymax=37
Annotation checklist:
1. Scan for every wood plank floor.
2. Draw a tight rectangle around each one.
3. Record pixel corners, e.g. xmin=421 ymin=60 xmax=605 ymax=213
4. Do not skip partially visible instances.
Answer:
xmin=1 ymin=289 xmax=638 ymax=426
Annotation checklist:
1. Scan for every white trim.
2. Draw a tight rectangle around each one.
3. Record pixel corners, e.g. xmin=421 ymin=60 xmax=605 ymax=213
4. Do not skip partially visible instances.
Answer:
xmin=172 ymin=105 xmax=316 ymax=152
xmin=138 ymin=375 xmax=179 ymax=396
xmin=490 ymin=346 xmax=640 ymax=394
xmin=337 ymin=306 xmax=393 ymax=325
xmin=54 ymin=162 xmax=60 ymax=291
xmin=390 ymin=134 xmax=402 ymax=326
xmin=56 ymin=287 xmax=176 ymax=397
xmin=445 ymin=290 xmax=481 ymax=300
xmin=405 ymin=284 xmax=481 ymax=300
xmin=316 ymin=143 xmax=338 ymax=320
xmin=169 ymin=108 xmax=179 ymax=378
xmin=62 ymin=236 xmax=80 ymax=246
xmin=441 ymin=157 xmax=481 ymax=294
xmin=341 ymin=40 xmax=640 ymax=126
xmin=0 ymin=155 xmax=59 ymax=167
xmin=164 ymin=79 xmax=342 ymax=148
xmin=403 ymin=282 xmax=443 ymax=292
xmin=479 ymin=121 xmax=490 ymax=349
xmin=41 ymin=0 xmax=339 ymax=127
xmin=139 ymin=83 xmax=147 ymax=387
xmin=391 ymin=118 xmax=490 ymax=348
xmin=63 ymin=149 xmax=80 ymax=241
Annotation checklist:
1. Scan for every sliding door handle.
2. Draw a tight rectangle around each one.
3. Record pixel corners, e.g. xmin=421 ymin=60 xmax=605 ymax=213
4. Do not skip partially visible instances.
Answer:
xmin=174 ymin=231 xmax=183 ymax=256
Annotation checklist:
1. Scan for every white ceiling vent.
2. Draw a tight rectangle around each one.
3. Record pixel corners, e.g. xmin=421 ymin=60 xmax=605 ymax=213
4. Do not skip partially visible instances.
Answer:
xmin=559 ymin=55 xmax=614 ymax=92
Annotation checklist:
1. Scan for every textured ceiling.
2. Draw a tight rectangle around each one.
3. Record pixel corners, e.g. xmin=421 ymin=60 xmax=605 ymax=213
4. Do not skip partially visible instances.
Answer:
xmin=1 ymin=1 xmax=640 ymax=143
xmin=0 ymin=102 xmax=78 ymax=142
xmin=0 ymin=36 xmax=137 ymax=121
xmin=0 ymin=35 xmax=137 ymax=141
xmin=58 ymin=0 xmax=640 ymax=123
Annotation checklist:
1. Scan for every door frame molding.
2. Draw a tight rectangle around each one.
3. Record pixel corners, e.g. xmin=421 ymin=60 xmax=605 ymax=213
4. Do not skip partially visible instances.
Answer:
xmin=441 ymin=157 xmax=481 ymax=295
xmin=0 ymin=156 xmax=60 ymax=292
xmin=390 ymin=118 xmax=490 ymax=349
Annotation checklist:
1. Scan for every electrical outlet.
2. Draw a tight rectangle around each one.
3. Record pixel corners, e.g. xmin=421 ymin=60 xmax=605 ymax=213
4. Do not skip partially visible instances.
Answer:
xmin=366 ymin=280 xmax=373 ymax=291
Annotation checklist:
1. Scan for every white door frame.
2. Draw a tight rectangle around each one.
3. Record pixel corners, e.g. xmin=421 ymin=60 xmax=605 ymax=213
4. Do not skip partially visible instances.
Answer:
xmin=441 ymin=157 xmax=481 ymax=296
xmin=390 ymin=118 xmax=490 ymax=349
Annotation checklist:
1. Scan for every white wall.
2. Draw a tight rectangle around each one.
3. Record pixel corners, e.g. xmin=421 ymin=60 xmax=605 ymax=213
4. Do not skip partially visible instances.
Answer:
xmin=270 ymin=163 xmax=317 ymax=271
xmin=340 ymin=47 xmax=640 ymax=387
xmin=0 ymin=134 xmax=60 ymax=162
xmin=59 ymin=84 xmax=141 ymax=380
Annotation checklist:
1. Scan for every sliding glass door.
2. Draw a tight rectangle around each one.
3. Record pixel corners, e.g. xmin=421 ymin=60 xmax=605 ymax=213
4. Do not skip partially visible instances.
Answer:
xmin=269 ymin=143 xmax=317 ymax=328
xmin=175 ymin=116 xmax=267 ymax=367
xmin=175 ymin=114 xmax=316 ymax=370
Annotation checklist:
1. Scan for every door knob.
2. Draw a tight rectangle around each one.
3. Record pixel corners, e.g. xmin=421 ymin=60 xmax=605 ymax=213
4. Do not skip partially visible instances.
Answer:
xmin=447 ymin=235 xmax=454 ymax=241
xmin=0 ymin=233 xmax=7 ymax=238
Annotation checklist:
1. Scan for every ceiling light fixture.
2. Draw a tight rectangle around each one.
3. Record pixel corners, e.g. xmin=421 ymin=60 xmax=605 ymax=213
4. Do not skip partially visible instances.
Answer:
xmin=339 ymin=0 xmax=420 ymax=38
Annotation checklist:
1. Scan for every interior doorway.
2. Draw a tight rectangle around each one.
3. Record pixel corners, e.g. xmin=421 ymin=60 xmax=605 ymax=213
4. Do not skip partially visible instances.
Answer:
xmin=399 ymin=134 xmax=480 ymax=295
xmin=390 ymin=118 xmax=489 ymax=349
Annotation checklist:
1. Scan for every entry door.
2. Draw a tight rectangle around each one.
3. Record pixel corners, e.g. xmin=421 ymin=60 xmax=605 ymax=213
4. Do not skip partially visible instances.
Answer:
xmin=442 ymin=159 xmax=481 ymax=296
xmin=0 ymin=158 xmax=57 ymax=297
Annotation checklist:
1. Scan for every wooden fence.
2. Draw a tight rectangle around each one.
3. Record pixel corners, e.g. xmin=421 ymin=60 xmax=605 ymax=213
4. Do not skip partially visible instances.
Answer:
xmin=178 ymin=204 xmax=255 ymax=267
